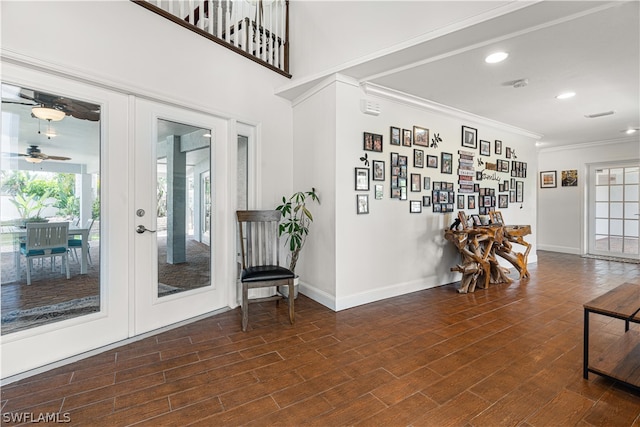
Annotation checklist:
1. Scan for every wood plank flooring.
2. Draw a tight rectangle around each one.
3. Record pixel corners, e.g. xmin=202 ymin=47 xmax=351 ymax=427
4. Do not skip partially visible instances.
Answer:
xmin=1 ymin=251 xmax=639 ymax=426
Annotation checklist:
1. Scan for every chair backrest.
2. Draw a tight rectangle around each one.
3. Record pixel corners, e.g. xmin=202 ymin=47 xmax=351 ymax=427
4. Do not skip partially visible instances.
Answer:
xmin=84 ymin=218 xmax=95 ymax=231
xmin=26 ymin=222 xmax=70 ymax=251
xmin=236 ymin=210 xmax=281 ymax=269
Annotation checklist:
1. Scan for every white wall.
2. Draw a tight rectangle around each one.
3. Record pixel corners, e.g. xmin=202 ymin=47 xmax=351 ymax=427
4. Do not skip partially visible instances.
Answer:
xmin=537 ymin=139 xmax=640 ymax=254
xmin=295 ymin=75 xmax=539 ymax=311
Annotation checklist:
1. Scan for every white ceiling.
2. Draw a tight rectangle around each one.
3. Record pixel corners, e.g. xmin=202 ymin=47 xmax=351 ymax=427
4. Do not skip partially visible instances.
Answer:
xmin=280 ymin=0 xmax=640 ymax=149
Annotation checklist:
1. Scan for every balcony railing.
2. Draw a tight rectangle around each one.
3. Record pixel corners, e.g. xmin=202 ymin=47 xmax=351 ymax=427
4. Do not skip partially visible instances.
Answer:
xmin=133 ymin=0 xmax=290 ymax=77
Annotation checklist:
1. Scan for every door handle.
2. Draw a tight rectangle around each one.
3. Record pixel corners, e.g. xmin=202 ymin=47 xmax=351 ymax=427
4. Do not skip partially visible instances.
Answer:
xmin=136 ymin=225 xmax=156 ymax=234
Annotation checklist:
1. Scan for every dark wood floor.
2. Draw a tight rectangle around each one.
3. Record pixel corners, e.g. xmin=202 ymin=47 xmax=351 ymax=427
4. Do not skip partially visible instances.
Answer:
xmin=1 ymin=251 xmax=639 ymax=426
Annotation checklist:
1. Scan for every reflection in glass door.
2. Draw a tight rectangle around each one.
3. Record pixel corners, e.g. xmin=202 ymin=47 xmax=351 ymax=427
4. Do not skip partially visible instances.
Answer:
xmin=590 ymin=164 xmax=640 ymax=259
xmin=1 ymin=83 xmax=101 ymax=335
xmin=156 ymin=119 xmax=211 ymax=297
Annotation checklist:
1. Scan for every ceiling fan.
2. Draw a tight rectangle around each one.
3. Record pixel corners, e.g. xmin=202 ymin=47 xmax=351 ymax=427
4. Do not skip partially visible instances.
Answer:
xmin=6 ymin=145 xmax=72 ymax=164
xmin=1 ymin=85 xmax=100 ymax=122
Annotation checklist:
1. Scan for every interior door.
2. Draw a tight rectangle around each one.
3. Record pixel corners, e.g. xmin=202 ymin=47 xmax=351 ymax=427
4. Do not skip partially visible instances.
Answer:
xmin=133 ymin=99 xmax=228 ymax=334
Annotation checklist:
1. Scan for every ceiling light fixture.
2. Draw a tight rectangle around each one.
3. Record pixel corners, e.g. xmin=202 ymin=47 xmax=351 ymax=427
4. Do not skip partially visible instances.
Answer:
xmin=555 ymin=92 xmax=576 ymax=100
xmin=625 ymin=128 xmax=638 ymax=134
xmin=485 ymin=52 xmax=509 ymax=64
xmin=584 ymin=111 xmax=615 ymax=119
xmin=24 ymin=156 xmax=43 ymax=164
xmin=32 ymin=106 xmax=65 ymax=122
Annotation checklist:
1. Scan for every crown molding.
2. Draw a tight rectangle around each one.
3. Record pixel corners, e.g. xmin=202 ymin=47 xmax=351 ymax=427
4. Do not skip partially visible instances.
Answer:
xmin=289 ymin=74 xmax=359 ymax=107
xmin=361 ymin=82 xmax=543 ymax=140
xmin=537 ymin=136 xmax=640 ymax=153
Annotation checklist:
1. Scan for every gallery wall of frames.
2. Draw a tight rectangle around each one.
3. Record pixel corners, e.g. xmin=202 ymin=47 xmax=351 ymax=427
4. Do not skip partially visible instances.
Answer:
xmin=355 ymin=124 xmax=528 ymax=216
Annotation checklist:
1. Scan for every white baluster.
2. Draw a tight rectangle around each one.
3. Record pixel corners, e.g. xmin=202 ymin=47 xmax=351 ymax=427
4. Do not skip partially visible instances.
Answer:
xmin=225 ymin=0 xmax=231 ymax=43
xmin=216 ymin=0 xmax=222 ymax=38
xmin=208 ymin=0 xmax=214 ymax=36
xmin=198 ymin=0 xmax=205 ymax=30
xmin=268 ymin=0 xmax=273 ymax=65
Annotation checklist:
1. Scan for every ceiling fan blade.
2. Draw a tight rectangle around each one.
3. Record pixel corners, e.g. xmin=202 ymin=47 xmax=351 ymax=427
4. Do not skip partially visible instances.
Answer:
xmin=44 ymin=155 xmax=71 ymax=161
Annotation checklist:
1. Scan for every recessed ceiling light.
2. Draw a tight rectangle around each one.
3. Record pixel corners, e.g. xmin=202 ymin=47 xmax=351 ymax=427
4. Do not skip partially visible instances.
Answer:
xmin=625 ymin=128 xmax=638 ymax=134
xmin=485 ymin=52 xmax=509 ymax=64
xmin=555 ymin=92 xmax=576 ymax=100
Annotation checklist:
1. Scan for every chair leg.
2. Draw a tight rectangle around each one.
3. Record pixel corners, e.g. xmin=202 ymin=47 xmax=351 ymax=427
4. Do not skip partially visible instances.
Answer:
xmin=242 ymin=282 xmax=249 ymax=331
xmin=287 ymin=280 xmax=295 ymax=325
xmin=26 ymin=258 xmax=32 ymax=285
xmin=65 ymin=254 xmax=70 ymax=279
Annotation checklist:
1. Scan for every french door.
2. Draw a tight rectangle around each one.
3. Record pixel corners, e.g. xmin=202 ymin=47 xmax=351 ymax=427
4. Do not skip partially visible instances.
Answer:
xmin=133 ymin=99 xmax=228 ymax=334
xmin=588 ymin=162 xmax=640 ymax=259
xmin=1 ymin=64 xmax=130 ymax=378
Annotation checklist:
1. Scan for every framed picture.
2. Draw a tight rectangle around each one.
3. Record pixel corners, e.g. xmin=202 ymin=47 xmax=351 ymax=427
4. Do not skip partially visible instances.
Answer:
xmin=413 ymin=149 xmax=424 ymax=168
xmin=495 ymin=140 xmax=502 ymax=155
xmin=357 ymin=194 xmax=369 ymax=214
xmin=391 ymin=176 xmax=398 ymax=188
xmin=433 ymin=182 xmax=442 ymax=191
xmin=372 ymin=160 xmax=385 ymax=181
xmin=372 ymin=133 xmax=383 ymax=152
xmin=355 ymin=167 xmax=370 ymax=191
xmin=480 ymin=140 xmax=491 ymax=156
xmin=375 ymin=184 xmax=384 ymax=200
xmin=441 ymin=152 xmax=453 ymax=174
xmin=411 ymin=173 xmax=421 ymax=192
xmin=390 ymin=152 xmax=399 ymax=166
xmin=503 ymin=180 xmax=509 ymax=191
xmin=491 ymin=211 xmax=504 ymax=225
xmin=410 ymin=200 xmax=422 ymax=213
xmin=562 ymin=169 xmax=578 ymax=187
xmin=364 ymin=132 xmax=383 ymax=152
xmin=457 ymin=194 xmax=465 ymax=209
xmin=506 ymin=147 xmax=512 ymax=159
xmin=510 ymin=190 xmax=516 ymax=203
xmin=516 ymin=181 xmax=524 ymax=202
xmin=398 ymin=155 xmax=407 ymax=166
xmin=468 ymin=195 xmax=476 ymax=210
xmin=462 ymin=125 xmax=477 ymax=149
xmin=433 ymin=203 xmax=442 ymax=213
xmin=399 ymin=177 xmax=407 ymax=188
xmin=423 ymin=176 xmax=431 ymax=191
xmin=471 ymin=214 xmax=482 ymax=226
xmin=391 ymin=187 xmax=401 ymax=199
xmin=423 ymin=196 xmax=431 ymax=207
xmin=402 ymin=128 xmax=412 ymax=147
xmin=540 ymin=170 xmax=557 ymax=188
xmin=413 ymin=126 xmax=429 ymax=147
xmin=400 ymin=187 xmax=407 ymax=200
xmin=498 ymin=194 xmax=508 ymax=209
xmin=427 ymin=155 xmax=438 ymax=168
xmin=390 ymin=126 xmax=401 ymax=146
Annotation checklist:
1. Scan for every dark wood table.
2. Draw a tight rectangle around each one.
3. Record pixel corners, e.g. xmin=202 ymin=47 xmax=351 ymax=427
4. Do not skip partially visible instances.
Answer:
xmin=583 ymin=282 xmax=640 ymax=390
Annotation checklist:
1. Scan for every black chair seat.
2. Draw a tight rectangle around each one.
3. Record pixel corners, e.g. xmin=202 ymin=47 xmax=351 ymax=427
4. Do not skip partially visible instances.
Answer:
xmin=241 ymin=265 xmax=294 ymax=282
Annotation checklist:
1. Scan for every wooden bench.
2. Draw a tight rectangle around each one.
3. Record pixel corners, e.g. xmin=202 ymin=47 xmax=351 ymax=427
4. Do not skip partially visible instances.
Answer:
xmin=583 ymin=282 xmax=640 ymax=390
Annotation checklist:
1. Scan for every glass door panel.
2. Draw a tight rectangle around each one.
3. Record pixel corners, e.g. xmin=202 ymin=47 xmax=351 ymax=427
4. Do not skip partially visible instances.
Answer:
xmin=156 ymin=119 xmax=211 ymax=297
xmin=589 ymin=164 xmax=640 ymax=258
xmin=1 ymin=84 xmax=101 ymax=334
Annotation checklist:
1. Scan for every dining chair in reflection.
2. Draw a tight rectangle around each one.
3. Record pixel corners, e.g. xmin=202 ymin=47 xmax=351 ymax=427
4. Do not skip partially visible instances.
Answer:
xmin=69 ymin=218 xmax=94 ymax=265
xmin=20 ymin=222 xmax=70 ymax=285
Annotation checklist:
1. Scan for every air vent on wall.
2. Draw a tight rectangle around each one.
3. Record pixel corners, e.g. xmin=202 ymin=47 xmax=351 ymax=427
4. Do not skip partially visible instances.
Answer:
xmin=360 ymin=99 xmax=381 ymax=116
xmin=584 ymin=111 xmax=615 ymax=119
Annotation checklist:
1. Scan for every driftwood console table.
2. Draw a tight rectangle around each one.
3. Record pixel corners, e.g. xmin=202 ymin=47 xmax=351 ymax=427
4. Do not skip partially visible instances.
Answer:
xmin=583 ymin=282 xmax=640 ymax=390
xmin=444 ymin=219 xmax=531 ymax=293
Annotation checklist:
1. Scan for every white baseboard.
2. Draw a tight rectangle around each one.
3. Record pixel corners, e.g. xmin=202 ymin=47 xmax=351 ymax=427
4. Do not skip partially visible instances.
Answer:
xmin=537 ymin=244 xmax=581 ymax=255
xmin=300 ymin=275 xmax=453 ymax=312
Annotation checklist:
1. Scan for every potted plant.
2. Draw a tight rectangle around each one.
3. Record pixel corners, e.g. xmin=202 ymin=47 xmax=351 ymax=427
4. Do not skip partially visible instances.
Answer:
xmin=275 ymin=188 xmax=320 ymax=298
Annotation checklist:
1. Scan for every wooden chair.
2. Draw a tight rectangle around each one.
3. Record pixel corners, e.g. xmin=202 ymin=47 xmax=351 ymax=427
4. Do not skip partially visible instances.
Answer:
xmin=69 ymin=218 xmax=94 ymax=265
xmin=236 ymin=210 xmax=295 ymax=332
xmin=20 ymin=222 xmax=71 ymax=285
